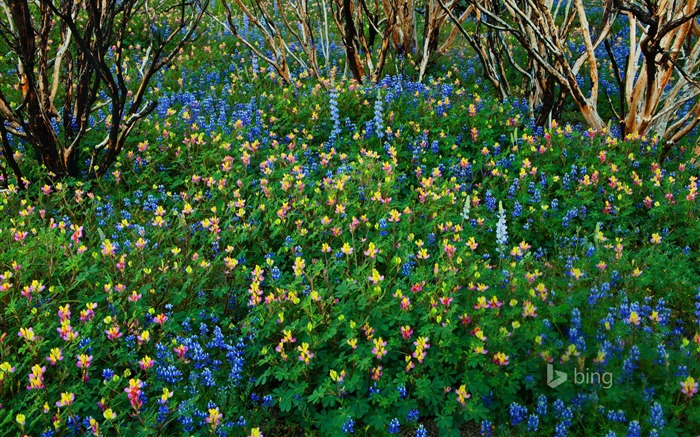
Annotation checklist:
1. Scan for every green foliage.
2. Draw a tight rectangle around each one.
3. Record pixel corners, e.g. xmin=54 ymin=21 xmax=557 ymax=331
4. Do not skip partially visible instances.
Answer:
xmin=0 ymin=31 xmax=699 ymax=437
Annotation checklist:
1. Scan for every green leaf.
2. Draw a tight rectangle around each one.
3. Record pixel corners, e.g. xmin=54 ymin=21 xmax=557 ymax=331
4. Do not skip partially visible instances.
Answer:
xmin=308 ymin=386 xmax=326 ymax=404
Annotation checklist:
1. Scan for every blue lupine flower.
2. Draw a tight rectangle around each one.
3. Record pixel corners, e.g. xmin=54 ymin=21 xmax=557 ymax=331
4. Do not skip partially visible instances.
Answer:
xmin=157 ymin=404 xmax=169 ymax=423
xmin=401 ymin=258 xmax=416 ymax=277
xmin=342 ymin=417 xmax=354 ymax=434
xmin=553 ymin=399 xmax=566 ymax=415
xmin=622 ymin=345 xmax=640 ymax=379
xmin=643 ymin=387 xmax=655 ymax=402
xmin=606 ymin=410 xmax=626 ymax=423
xmin=271 ymin=266 xmax=281 ymax=280
xmin=102 ymin=368 xmax=115 ymax=381
xmin=397 ymin=385 xmax=407 ymax=398
xmin=512 ymin=201 xmax=522 ymax=218
xmin=156 ymin=364 xmax=183 ymax=384
xmin=627 ymin=420 xmax=641 ymax=437
xmin=527 ymin=414 xmax=539 ymax=432
xmin=536 ymin=395 xmax=548 ymax=416
xmin=179 ymin=414 xmax=194 ymax=432
xmin=649 ymin=402 xmax=665 ymax=430
xmin=374 ymin=91 xmax=384 ymax=139
xmin=509 ymin=402 xmax=527 ymax=426
xmin=200 ymin=368 xmax=215 ymax=387
xmin=655 ymin=343 xmax=668 ymax=365
xmin=388 ymin=418 xmax=400 ymax=434
xmin=485 ymin=190 xmax=497 ymax=211
xmin=560 ymin=407 xmax=573 ymax=427
xmin=507 ymin=179 xmax=519 ymax=197
xmin=480 ymin=420 xmax=492 ymax=436
xmin=227 ymin=338 xmax=245 ymax=385
xmin=554 ymin=422 xmax=568 ymax=437
xmin=569 ymin=308 xmax=586 ymax=351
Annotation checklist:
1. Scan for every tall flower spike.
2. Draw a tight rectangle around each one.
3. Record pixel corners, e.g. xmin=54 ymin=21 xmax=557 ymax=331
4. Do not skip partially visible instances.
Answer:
xmin=496 ymin=201 xmax=508 ymax=253
xmin=374 ymin=90 xmax=384 ymax=139
xmin=329 ymin=87 xmax=341 ymax=143
xmin=461 ymin=195 xmax=471 ymax=221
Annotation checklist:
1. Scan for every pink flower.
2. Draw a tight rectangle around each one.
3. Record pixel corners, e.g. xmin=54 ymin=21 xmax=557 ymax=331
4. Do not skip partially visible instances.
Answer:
xmin=106 ymin=325 xmax=123 ymax=340
xmin=56 ymin=392 xmax=75 ymax=407
xmin=70 ymin=226 xmax=83 ymax=244
xmin=456 ymin=385 xmax=471 ymax=405
xmin=681 ymin=376 xmax=698 ymax=398
xmin=372 ymin=338 xmax=388 ymax=360
xmin=58 ymin=304 xmax=71 ymax=322
xmin=18 ymin=327 xmax=36 ymax=341
xmin=207 ymin=407 xmax=222 ymax=430
xmin=27 ymin=364 xmax=46 ymax=390
xmin=412 ymin=337 xmax=430 ymax=363
xmin=371 ymin=365 xmax=383 ymax=381
xmin=297 ymin=342 xmax=314 ymax=364
xmin=139 ymin=356 xmax=154 ymax=370
xmin=439 ymin=296 xmax=453 ymax=307
xmin=80 ymin=303 xmax=97 ymax=323
xmin=174 ymin=344 xmax=189 ymax=360
xmin=76 ymin=354 xmax=93 ymax=369
xmin=125 ymin=378 xmax=145 ymax=410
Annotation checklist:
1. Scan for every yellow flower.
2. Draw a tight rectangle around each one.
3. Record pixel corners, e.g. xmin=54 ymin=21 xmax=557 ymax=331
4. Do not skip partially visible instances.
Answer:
xmin=103 ymin=408 xmax=116 ymax=420
xmin=341 ymin=242 xmax=354 ymax=255
xmin=19 ymin=327 xmax=36 ymax=341
xmin=56 ymin=392 xmax=75 ymax=407
xmin=456 ymin=385 xmax=471 ymax=405
xmin=627 ymin=312 xmax=641 ymax=326
xmin=207 ymin=407 xmax=222 ymax=429
xmin=570 ymin=268 xmax=583 ymax=280
xmin=681 ymin=376 xmax=698 ymax=398
xmin=0 ymin=361 xmax=15 ymax=382
xmin=16 ymin=414 xmax=26 ymax=426
xmin=293 ymin=257 xmax=305 ymax=277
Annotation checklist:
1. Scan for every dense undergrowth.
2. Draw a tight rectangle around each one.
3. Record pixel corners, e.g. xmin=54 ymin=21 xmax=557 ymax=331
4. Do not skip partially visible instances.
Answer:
xmin=1 ymin=31 xmax=700 ymax=437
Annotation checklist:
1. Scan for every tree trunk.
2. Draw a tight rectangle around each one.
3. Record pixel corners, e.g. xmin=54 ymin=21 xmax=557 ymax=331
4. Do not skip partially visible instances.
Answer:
xmin=343 ymin=0 xmax=365 ymax=82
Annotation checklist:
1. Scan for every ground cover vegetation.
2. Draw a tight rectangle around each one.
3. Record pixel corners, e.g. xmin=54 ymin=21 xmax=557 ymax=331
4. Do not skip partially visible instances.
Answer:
xmin=1 ymin=0 xmax=700 ymax=435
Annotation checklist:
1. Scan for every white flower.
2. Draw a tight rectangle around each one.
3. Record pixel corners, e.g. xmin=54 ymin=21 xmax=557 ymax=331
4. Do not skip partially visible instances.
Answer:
xmin=496 ymin=201 xmax=508 ymax=252
xmin=461 ymin=195 xmax=471 ymax=221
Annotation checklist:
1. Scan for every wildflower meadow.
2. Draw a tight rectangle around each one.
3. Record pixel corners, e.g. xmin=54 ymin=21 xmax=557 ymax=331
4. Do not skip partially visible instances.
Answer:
xmin=1 ymin=1 xmax=700 ymax=436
